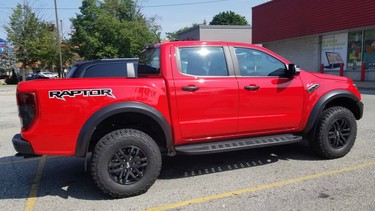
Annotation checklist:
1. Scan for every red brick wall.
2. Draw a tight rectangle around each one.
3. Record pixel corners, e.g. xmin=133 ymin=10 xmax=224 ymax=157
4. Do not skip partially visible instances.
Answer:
xmin=252 ymin=0 xmax=375 ymax=43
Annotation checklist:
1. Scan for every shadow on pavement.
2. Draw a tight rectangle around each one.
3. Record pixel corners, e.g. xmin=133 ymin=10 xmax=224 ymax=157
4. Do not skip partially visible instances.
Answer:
xmin=0 ymin=140 xmax=320 ymax=200
xmin=160 ymin=140 xmax=318 ymax=179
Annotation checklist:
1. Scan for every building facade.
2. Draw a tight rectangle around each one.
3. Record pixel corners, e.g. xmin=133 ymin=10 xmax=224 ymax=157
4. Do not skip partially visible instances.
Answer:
xmin=178 ymin=25 xmax=252 ymax=43
xmin=252 ymin=0 xmax=375 ymax=81
xmin=0 ymin=38 xmax=6 ymax=57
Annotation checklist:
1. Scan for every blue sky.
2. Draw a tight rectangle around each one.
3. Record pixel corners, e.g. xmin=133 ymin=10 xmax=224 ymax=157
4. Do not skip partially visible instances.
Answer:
xmin=0 ymin=0 xmax=267 ymax=41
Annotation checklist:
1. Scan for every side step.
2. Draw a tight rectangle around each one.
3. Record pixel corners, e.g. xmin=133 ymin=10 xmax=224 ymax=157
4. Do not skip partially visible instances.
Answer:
xmin=175 ymin=134 xmax=303 ymax=155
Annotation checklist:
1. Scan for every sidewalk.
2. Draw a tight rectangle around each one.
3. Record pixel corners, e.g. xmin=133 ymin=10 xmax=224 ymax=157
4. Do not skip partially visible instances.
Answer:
xmin=354 ymin=81 xmax=375 ymax=90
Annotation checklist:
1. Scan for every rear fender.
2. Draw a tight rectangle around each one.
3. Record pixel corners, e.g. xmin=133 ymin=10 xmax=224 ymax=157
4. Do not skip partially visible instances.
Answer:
xmin=75 ymin=102 xmax=173 ymax=157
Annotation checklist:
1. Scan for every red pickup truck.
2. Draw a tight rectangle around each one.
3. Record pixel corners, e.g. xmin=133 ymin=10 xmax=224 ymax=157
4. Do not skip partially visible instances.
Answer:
xmin=12 ymin=41 xmax=363 ymax=198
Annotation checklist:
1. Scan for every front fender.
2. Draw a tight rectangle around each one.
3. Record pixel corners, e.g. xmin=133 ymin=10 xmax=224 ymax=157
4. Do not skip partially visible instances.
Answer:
xmin=303 ymin=90 xmax=363 ymax=134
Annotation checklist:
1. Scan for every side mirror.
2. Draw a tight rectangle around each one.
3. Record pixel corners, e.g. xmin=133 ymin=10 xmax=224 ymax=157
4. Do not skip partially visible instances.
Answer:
xmin=285 ymin=63 xmax=300 ymax=77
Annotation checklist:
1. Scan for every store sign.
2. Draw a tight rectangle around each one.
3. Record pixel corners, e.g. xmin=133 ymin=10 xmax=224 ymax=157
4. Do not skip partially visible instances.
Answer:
xmin=321 ymin=33 xmax=348 ymax=70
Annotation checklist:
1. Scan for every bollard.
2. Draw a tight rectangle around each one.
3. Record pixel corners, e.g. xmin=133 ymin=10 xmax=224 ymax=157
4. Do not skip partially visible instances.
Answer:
xmin=320 ymin=64 xmax=324 ymax=73
xmin=361 ymin=62 xmax=365 ymax=81
xmin=339 ymin=63 xmax=344 ymax=76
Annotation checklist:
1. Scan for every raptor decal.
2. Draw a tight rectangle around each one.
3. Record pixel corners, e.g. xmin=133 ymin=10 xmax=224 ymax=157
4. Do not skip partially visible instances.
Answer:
xmin=49 ymin=89 xmax=116 ymax=101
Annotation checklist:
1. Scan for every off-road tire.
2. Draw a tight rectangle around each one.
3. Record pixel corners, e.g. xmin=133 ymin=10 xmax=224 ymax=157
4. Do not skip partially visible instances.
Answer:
xmin=91 ymin=129 xmax=161 ymax=198
xmin=310 ymin=106 xmax=357 ymax=159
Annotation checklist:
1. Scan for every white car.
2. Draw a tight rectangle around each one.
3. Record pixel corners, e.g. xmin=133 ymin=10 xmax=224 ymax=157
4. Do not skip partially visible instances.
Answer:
xmin=39 ymin=72 xmax=58 ymax=78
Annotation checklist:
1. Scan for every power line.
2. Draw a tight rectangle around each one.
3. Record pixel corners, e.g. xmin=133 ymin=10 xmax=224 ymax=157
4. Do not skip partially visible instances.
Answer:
xmin=142 ymin=0 xmax=233 ymax=8
xmin=0 ymin=0 xmax=234 ymax=10
xmin=0 ymin=6 xmax=77 ymax=10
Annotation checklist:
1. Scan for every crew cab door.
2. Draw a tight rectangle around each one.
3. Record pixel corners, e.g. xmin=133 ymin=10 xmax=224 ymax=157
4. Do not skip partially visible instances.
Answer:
xmin=231 ymin=47 xmax=304 ymax=134
xmin=172 ymin=45 xmax=239 ymax=141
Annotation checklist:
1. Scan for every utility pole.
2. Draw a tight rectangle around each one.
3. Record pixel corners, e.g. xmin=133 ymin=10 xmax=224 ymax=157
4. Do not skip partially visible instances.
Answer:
xmin=22 ymin=0 xmax=27 ymax=81
xmin=54 ymin=0 xmax=63 ymax=78
xmin=60 ymin=20 xmax=63 ymax=39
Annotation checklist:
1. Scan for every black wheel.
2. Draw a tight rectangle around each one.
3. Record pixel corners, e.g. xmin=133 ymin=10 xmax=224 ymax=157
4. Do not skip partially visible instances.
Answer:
xmin=310 ymin=106 xmax=357 ymax=159
xmin=91 ymin=129 xmax=161 ymax=198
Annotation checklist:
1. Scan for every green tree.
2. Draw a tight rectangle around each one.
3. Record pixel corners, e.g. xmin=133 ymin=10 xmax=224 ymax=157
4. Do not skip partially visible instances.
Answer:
xmin=5 ymin=3 xmax=62 ymax=80
xmin=37 ymin=22 xmax=59 ymax=70
xmin=5 ymin=3 xmax=41 ymax=80
xmin=71 ymin=0 xmax=160 ymax=60
xmin=166 ymin=23 xmax=199 ymax=41
xmin=210 ymin=11 xmax=248 ymax=25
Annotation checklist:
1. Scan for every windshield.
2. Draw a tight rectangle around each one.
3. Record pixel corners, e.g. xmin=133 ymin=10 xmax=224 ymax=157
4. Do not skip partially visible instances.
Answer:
xmin=138 ymin=48 xmax=160 ymax=74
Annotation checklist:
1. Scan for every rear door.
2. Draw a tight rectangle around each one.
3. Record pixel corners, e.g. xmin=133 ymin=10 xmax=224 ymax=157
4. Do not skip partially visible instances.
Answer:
xmin=172 ymin=45 xmax=239 ymax=141
xmin=232 ymin=47 xmax=304 ymax=134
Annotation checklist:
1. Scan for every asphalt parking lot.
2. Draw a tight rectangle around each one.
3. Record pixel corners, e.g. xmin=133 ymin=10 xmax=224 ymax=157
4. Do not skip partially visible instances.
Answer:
xmin=0 ymin=85 xmax=374 ymax=211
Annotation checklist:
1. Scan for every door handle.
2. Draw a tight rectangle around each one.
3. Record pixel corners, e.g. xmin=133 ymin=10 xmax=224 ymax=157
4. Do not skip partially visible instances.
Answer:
xmin=244 ymin=85 xmax=260 ymax=91
xmin=182 ymin=86 xmax=199 ymax=92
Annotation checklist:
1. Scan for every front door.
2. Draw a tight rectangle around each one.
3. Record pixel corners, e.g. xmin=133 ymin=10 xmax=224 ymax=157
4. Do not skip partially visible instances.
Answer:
xmin=233 ymin=47 xmax=304 ymax=134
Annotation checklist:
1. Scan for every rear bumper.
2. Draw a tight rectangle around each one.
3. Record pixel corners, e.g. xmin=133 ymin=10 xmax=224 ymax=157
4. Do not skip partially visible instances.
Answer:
xmin=12 ymin=134 xmax=35 ymax=155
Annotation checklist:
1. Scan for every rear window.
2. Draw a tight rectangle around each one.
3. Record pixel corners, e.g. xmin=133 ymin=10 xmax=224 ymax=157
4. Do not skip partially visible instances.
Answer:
xmin=83 ymin=63 xmax=128 ymax=78
xmin=66 ymin=66 xmax=78 ymax=78
xmin=138 ymin=48 xmax=160 ymax=74
xmin=177 ymin=47 xmax=229 ymax=76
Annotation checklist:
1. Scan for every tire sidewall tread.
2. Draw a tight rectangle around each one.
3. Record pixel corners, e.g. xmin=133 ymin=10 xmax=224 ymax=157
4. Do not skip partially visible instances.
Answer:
xmin=91 ymin=129 xmax=161 ymax=198
xmin=313 ymin=106 xmax=357 ymax=159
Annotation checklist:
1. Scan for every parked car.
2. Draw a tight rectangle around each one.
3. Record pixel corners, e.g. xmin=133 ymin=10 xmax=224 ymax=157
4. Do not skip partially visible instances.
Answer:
xmin=19 ymin=73 xmax=50 ymax=81
xmin=0 ymin=74 xmax=9 ymax=79
xmin=39 ymin=71 xmax=58 ymax=78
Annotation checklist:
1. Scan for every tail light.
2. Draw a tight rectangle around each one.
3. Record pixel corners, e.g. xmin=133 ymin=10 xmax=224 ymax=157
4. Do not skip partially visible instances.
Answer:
xmin=17 ymin=92 xmax=38 ymax=131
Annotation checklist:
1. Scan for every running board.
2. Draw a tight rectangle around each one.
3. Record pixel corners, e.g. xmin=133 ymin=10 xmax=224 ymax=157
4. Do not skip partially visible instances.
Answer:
xmin=175 ymin=134 xmax=303 ymax=155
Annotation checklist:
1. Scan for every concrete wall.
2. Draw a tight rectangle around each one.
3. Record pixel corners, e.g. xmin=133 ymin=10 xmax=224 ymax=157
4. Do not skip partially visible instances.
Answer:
xmin=200 ymin=28 xmax=252 ymax=43
xmin=178 ymin=25 xmax=252 ymax=43
xmin=263 ymin=35 xmax=320 ymax=72
xmin=178 ymin=29 xmax=200 ymax=41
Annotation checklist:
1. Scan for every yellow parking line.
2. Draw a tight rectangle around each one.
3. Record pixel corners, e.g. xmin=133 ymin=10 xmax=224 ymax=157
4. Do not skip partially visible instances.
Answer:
xmin=25 ymin=156 xmax=47 ymax=211
xmin=144 ymin=161 xmax=375 ymax=211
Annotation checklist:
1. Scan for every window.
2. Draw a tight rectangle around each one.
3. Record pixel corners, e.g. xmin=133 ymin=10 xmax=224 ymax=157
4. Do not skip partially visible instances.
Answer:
xmin=364 ymin=29 xmax=375 ymax=70
xmin=138 ymin=48 xmax=160 ymax=74
xmin=347 ymin=31 xmax=363 ymax=71
xmin=83 ymin=63 xmax=127 ymax=78
xmin=66 ymin=66 xmax=78 ymax=78
xmin=178 ymin=47 xmax=229 ymax=76
xmin=235 ymin=48 xmax=286 ymax=77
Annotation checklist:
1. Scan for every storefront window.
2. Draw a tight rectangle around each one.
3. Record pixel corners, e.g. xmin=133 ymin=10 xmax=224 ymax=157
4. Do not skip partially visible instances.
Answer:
xmin=347 ymin=31 xmax=362 ymax=70
xmin=364 ymin=29 xmax=375 ymax=71
xmin=321 ymin=33 xmax=347 ymax=71
xmin=321 ymin=29 xmax=375 ymax=73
